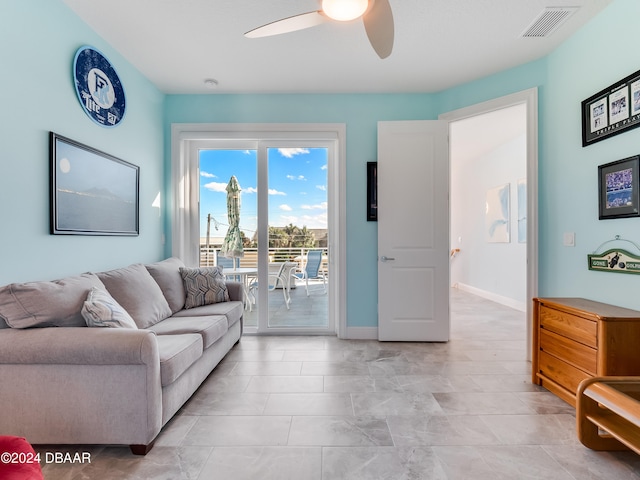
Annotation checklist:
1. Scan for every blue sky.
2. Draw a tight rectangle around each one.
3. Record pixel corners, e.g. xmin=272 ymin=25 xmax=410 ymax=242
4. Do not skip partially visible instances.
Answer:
xmin=199 ymin=148 xmax=328 ymax=240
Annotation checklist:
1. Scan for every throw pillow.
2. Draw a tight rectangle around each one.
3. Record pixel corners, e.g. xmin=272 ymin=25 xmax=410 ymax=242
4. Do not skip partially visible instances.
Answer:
xmin=81 ymin=287 xmax=137 ymax=329
xmin=0 ymin=273 xmax=106 ymax=329
xmin=180 ymin=266 xmax=230 ymax=309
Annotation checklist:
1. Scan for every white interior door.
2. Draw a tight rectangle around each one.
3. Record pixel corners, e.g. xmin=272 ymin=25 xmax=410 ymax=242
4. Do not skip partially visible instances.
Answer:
xmin=377 ymin=120 xmax=449 ymax=341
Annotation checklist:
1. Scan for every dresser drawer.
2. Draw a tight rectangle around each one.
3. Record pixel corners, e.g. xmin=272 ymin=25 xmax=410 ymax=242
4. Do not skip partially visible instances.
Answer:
xmin=539 ymin=305 xmax=597 ymax=348
xmin=540 ymin=329 xmax=596 ymax=374
xmin=538 ymin=350 xmax=591 ymax=394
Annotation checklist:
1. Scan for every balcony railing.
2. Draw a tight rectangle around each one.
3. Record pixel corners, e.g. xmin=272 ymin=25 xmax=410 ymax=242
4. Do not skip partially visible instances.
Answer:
xmin=199 ymin=246 xmax=328 ymax=272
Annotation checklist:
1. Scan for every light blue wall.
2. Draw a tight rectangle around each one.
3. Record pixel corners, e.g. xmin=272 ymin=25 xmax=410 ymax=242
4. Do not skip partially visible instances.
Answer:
xmin=536 ymin=0 xmax=640 ymax=309
xmin=4 ymin=0 xmax=636 ymax=324
xmin=435 ymin=0 xmax=640 ymax=310
xmin=164 ymin=0 xmax=640 ymax=326
xmin=164 ymin=94 xmax=437 ymax=327
xmin=0 ymin=0 xmax=165 ymax=285
xmin=435 ymin=58 xmax=548 ymax=115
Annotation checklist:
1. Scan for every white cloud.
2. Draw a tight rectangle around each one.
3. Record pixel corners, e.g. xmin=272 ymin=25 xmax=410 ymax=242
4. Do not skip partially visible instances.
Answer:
xmin=321 ymin=164 xmax=328 ymax=170
xmin=240 ymin=187 xmax=285 ymax=195
xmin=274 ymin=212 xmax=327 ymax=229
xmin=316 ymin=185 xmax=327 ymax=191
xmin=301 ymin=212 xmax=328 ymax=229
xmin=203 ymin=181 xmax=228 ymax=192
xmin=301 ymin=202 xmax=328 ymax=210
xmin=279 ymin=204 xmax=293 ymax=211
xmin=200 ymin=171 xmax=215 ymax=178
xmin=279 ymin=215 xmax=298 ymax=224
xmin=286 ymin=175 xmax=306 ymax=181
xmin=278 ymin=148 xmax=310 ymax=158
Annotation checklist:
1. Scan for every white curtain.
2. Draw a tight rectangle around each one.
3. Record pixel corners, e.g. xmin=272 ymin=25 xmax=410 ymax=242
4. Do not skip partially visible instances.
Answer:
xmin=171 ymin=133 xmax=200 ymax=267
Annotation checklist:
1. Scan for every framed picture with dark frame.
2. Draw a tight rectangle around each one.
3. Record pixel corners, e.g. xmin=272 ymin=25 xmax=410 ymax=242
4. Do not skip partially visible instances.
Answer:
xmin=598 ymin=155 xmax=640 ymax=220
xmin=50 ymin=132 xmax=139 ymax=235
xmin=582 ymin=68 xmax=640 ymax=147
xmin=367 ymin=161 xmax=377 ymax=221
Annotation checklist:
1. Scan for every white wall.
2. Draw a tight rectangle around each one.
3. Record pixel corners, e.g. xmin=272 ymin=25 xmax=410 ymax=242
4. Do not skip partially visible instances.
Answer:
xmin=451 ymin=131 xmax=527 ymax=310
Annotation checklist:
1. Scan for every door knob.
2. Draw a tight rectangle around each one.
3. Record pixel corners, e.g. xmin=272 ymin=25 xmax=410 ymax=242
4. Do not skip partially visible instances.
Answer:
xmin=380 ymin=256 xmax=395 ymax=262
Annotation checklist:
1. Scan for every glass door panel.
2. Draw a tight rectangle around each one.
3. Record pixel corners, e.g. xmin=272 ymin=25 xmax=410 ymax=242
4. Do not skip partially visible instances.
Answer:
xmin=199 ymin=149 xmax=258 ymax=328
xmin=266 ymin=147 xmax=329 ymax=329
xmin=199 ymin=143 xmax=331 ymax=334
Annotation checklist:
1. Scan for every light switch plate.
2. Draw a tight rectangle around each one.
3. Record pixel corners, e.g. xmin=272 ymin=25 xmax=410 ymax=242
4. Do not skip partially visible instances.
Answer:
xmin=563 ymin=232 xmax=575 ymax=247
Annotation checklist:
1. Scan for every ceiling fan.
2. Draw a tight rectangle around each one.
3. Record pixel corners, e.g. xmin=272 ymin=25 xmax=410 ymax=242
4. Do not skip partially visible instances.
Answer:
xmin=245 ymin=0 xmax=394 ymax=59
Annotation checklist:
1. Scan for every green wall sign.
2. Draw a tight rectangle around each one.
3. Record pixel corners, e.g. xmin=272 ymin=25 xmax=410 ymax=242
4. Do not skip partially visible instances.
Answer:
xmin=588 ymin=248 xmax=640 ymax=274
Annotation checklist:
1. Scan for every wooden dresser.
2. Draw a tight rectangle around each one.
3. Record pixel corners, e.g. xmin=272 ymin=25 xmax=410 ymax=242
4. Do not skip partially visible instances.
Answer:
xmin=532 ymin=297 xmax=640 ymax=407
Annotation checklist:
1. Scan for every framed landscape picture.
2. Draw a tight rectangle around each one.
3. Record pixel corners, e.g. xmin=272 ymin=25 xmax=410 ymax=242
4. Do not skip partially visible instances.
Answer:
xmin=598 ymin=155 xmax=640 ymax=220
xmin=50 ymin=132 xmax=139 ymax=235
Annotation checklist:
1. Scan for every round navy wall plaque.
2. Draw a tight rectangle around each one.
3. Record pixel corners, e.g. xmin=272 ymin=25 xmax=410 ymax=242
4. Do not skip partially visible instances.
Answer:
xmin=73 ymin=46 xmax=126 ymax=127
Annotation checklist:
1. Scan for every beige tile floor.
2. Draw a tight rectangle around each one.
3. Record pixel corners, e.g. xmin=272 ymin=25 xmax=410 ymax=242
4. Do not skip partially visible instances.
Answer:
xmin=39 ymin=289 xmax=640 ymax=479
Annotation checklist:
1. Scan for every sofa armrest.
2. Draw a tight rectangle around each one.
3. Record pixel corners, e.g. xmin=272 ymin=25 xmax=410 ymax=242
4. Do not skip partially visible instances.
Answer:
xmin=0 ymin=327 xmax=163 ymax=447
xmin=0 ymin=327 xmax=158 ymax=365
xmin=226 ymin=281 xmax=243 ymax=302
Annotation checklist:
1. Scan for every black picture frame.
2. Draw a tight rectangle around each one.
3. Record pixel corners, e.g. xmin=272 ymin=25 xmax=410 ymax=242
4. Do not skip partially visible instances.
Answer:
xmin=367 ymin=162 xmax=377 ymax=221
xmin=598 ymin=155 xmax=640 ymax=220
xmin=50 ymin=132 xmax=139 ymax=235
xmin=582 ymin=68 xmax=640 ymax=147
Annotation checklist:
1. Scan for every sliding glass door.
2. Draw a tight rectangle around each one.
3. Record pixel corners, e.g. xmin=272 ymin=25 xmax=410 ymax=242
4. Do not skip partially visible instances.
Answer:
xmin=198 ymin=142 xmax=331 ymax=334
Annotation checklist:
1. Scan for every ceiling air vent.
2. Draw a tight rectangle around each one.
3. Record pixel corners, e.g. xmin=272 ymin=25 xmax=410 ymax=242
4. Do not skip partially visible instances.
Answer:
xmin=520 ymin=7 xmax=578 ymax=38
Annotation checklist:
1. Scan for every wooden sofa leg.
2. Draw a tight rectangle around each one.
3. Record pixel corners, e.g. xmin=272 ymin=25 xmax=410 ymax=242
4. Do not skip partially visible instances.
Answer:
xmin=130 ymin=442 xmax=154 ymax=455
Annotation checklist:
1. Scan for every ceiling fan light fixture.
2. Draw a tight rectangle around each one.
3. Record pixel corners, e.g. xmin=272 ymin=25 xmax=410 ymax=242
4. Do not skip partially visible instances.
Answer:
xmin=322 ymin=0 xmax=369 ymax=21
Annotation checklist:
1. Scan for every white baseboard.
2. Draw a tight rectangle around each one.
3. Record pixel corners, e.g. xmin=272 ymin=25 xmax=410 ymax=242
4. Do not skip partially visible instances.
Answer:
xmin=455 ymin=283 xmax=526 ymax=312
xmin=344 ymin=326 xmax=378 ymax=340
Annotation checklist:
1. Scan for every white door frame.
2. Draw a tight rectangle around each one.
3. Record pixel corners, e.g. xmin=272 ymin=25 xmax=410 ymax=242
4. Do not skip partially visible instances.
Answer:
xmin=170 ymin=123 xmax=347 ymax=337
xmin=439 ymin=88 xmax=539 ymax=360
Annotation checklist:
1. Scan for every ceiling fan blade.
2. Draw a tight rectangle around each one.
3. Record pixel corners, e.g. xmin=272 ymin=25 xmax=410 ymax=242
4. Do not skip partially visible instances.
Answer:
xmin=245 ymin=11 xmax=327 ymax=38
xmin=363 ymin=0 xmax=394 ymax=58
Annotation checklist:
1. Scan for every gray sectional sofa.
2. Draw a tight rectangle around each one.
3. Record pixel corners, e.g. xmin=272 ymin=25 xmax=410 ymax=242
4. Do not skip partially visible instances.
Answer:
xmin=0 ymin=257 xmax=243 ymax=454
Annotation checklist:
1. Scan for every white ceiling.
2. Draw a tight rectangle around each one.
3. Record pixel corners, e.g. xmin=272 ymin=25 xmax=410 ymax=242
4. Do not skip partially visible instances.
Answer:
xmin=62 ymin=0 xmax=611 ymax=95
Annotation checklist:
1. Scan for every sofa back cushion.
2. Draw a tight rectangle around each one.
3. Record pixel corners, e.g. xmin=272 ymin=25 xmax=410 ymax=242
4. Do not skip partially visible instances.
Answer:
xmin=0 ymin=273 xmax=105 ymax=329
xmin=145 ymin=257 xmax=186 ymax=314
xmin=97 ymin=263 xmax=172 ymax=329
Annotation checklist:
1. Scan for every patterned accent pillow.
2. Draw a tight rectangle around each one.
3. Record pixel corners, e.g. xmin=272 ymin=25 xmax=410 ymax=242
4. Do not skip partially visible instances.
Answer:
xmin=179 ymin=267 xmax=230 ymax=309
xmin=81 ymin=287 xmax=138 ymax=329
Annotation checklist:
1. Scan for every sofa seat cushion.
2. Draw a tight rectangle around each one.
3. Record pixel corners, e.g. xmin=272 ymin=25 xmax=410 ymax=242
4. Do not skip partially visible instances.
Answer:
xmin=148 ymin=316 xmax=228 ymax=349
xmin=145 ymin=257 xmax=186 ymax=314
xmin=0 ymin=273 xmax=105 ymax=329
xmin=155 ymin=334 xmax=203 ymax=387
xmin=97 ymin=264 xmax=172 ymax=329
xmin=171 ymin=301 xmax=243 ymax=329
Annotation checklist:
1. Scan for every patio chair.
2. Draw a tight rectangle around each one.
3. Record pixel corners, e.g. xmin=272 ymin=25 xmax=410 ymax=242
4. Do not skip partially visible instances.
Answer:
xmin=248 ymin=262 xmax=291 ymax=309
xmin=292 ymin=249 xmax=327 ymax=296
